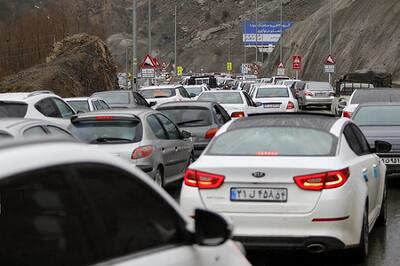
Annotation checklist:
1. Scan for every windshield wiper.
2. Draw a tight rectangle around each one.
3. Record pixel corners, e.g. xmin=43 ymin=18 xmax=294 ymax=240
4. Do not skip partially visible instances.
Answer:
xmin=90 ymin=137 xmax=132 ymax=144
xmin=177 ymin=119 xmax=204 ymax=126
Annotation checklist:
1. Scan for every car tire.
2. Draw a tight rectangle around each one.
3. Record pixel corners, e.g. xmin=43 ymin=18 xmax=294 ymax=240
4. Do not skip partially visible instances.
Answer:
xmin=350 ymin=207 xmax=369 ymax=262
xmin=154 ymin=167 xmax=164 ymax=187
xmin=376 ymin=184 xmax=387 ymax=226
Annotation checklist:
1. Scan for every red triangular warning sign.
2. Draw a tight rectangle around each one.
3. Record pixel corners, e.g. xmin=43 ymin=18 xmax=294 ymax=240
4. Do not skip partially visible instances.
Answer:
xmin=140 ymin=54 xmax=157 ymax=69
xmin=278 ymin=62 xmax=284 ymax=68
xmin=294 ymin=56 xmax=301 ymax=64
xmin=325 ymin=55 xmax=335 ymax=65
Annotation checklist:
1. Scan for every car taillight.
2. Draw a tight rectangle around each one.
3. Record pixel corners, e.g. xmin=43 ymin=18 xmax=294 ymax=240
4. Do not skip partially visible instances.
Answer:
xmin=205 ymin=128 xmax=219 ymax=139
xmin=305 ymin=91 xmax=314 ymax=96
xmin=294 ymin=168 xmax=349 ymax=191
xmin=287 ymin=101 xmax=295 ymax=110
xmin=184 ymin=169 xmax=225 ymax=189
xmin=231 ymin=111 xmax=245 ymax=118
xmin=131 ymin=145 xmax=154 ymax=160
xmin=343 ymin=111 xmax=352 ymax=118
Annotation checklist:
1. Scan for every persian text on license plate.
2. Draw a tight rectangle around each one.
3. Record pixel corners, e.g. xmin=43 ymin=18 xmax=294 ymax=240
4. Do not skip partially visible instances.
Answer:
xmin=230 ymin=187 xmax=288 ymax=202
xmin=381 ymin=157 xmax=400 ymax=165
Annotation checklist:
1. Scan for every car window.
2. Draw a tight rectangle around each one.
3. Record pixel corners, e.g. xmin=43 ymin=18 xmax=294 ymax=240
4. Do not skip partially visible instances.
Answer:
xmin=156 ymin=114 xmax=181 ymax=140
xmin=68 ymin=101 xmax=90 ymax=112
xmin=140 ymin=89 xmax=176 ymax=99
xmin=23 ymin=126 xmax=47 ymax=137
xmin=213 ymin=105 xmax=226 ymax=124
xmin=47 ymin=126 xmax=73 ymax=138
xmin=256 ymin=87 xmax=289 ymax=98
xmin=343 ymin=124 xmax=365 ymax=155
xmin=53 ymin=98 xmax=75 ymax=119
xmin=353 ymin=105 xmax=400 ymax=126
xmin=35 ymin=98 xmax=62 ymax=118
xmin=99 ymin=100 xmax=110 ymax=109
xmin=72 ymin=163 xmax=187 ymax=259
xmin=198 ymin=92 xmax=244 ymax=104
xmin=179 ymin=87 xmax=191 ymax=98
xmin=215 ymin=104 xmax=231 ymax=123
xmin=0 ymin=166 xmax=95 ymax=266
xmin=350 ymin=91 xmax=400 ymax=104
xmin=133 ymin=93 xmax=149 ymax=106
xmin=243 ymin=92 xmax=255 ymax=106
xmin=307 ymin=82 xmax=333 ymax=91
xmin=147 ymin=114 xmax=168 ymax=139
xmin=93 ymin=92 xmax=130 ymax=105
xmin=184 ymin=86 xmax=203 ymax=96
xmin=0 ymin=102 xmax=28 ymax=118
xmin=158 ymin=106 xmax=212 ymax=127
xmin=350 ymin=124 xmax=371 ymax=154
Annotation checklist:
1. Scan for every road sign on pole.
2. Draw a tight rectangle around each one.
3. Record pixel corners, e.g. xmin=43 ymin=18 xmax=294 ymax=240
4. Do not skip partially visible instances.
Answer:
xmin=277 ymin=62 xmax=285 ymax=76
xmin=177 ymin=66 xmax=184 ymax=76
xmin=324 ymin=54 xmax=336 ymax=74
xmin=227 ymin=62 xmax=233 ymax=72
xmin=140 ymin=54 xmax=157 ymax=69
xmin=141 ymin=68 xmax=155 ymax=78
xmin=292 ymin=55 xmax=302 ymax=70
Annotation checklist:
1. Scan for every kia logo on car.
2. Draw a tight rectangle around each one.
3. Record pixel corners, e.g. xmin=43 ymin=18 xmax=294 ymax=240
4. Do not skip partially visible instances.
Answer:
xmin=252 ymin=171 xmax=266 ymax=178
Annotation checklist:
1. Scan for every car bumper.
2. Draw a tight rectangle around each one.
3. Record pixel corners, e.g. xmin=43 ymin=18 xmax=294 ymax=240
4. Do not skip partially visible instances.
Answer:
xmin=304 ymin=96 xmax=334 ymax=106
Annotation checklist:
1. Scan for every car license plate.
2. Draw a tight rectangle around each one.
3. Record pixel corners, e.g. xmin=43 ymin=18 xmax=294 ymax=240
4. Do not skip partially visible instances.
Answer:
xmin=230 ymin=187 xmax=288 ymax=202
xmin=381 ymin=157 xmax=400 ymax=165
xmin=315 ymin=93 xmax=326 ymax=97
xmin=264 ymin=103 xmax=281 ymax=108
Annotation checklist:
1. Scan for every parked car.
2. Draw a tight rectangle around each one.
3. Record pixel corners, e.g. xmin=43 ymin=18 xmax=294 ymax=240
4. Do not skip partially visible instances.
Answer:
xmin=180 ymin=113 xmax=389 ymax=261
xmin=0 ymin=118 xmax=75 ymax=140
xmin=197 ymin=90 xmax=261 ymax=118
xmin=91 ymin=90 xmax=150 ymax=108
xmin=64 ymin=97 xmax=110 ymax=113
xmin=0 ymin=139 xmax=250 ymax=266
xmin=157 ymin=101 xmax=231 ymax=159
xmin=271 ymin=76 xmax=290 ymax=84
xmin=297 ymin=81 xmax=335 ymax=110
xmin=341 ymin=88 xmax=400 ymax=118
xmin=251 ymin=85 xmax=299 ymax=112
xmin=69 ymin=108 xmax=194 ymax=187
xmin=352 ymin=103 xmax=400 ymax=176
xmin=139 ymin=85 xmax=192 ymax=108
xmin=0 ymin=91 xmax=75 ymax=127
xmin=183 ymin=85 xmax=209 ymax=99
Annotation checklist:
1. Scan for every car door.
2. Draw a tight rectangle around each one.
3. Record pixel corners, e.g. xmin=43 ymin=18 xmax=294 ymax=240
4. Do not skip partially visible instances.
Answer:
xmin=156 ymin=113 xmax=191 ymax=179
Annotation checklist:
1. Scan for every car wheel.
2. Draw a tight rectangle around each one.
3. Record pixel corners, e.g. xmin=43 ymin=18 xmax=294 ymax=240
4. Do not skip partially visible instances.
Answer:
xmin=376 ymin=184 xmax=387 ymax=226
xmin=154 ymin=167 xmax=164 ymax=187
xmin=350 ymin=207 xmax=369 ymax=262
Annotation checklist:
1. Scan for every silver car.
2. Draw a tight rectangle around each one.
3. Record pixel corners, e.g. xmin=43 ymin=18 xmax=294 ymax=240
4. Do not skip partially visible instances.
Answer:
xmin=69 ymin=108 xmax=194 ymax=187
xmin=298 ymin=81 xmax=335 ymax=110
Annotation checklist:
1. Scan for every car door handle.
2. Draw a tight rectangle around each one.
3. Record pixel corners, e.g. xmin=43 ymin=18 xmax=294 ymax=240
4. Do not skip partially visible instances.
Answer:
xmin=362 ymin=168 xmax=368 ymax=182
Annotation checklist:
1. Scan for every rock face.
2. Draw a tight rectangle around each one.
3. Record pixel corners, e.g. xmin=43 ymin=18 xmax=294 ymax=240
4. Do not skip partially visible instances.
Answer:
xmin=263 ymin=0 xmax=400 ymax=82
xmin=0 ymin=34 xmax=118 ymax=97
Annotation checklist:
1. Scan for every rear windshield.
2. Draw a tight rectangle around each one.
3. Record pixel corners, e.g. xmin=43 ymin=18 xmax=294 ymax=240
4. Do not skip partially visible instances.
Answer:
xmin=158 ymin=107 xmax=212 ymax=127
xmin=351 ymin=91 xmax=400 ymax=104
xmin=207 ymin=127 xmax=336 ymax=156
xmin=256 ymin=88 xmax=289 ymax=98
xmin=198 ymin=92 xmax=243 ymax=104
xmin=70 ymin=120 xmax=142 ymax=144
xmin=68 ymin=101 xmax=90 ymax=112
xmin=307 ymin=82 xmax=333 ymax=91
xmin=184 ymin=87 xmax=203 ymax=96
xmin=0 ymin=102 xmax=28 ymax=118
xmin=140 ymin=88 xmax=176 ymax=99
xmin=94 ymin=92 xmax=130 ymax=105
xmin=353 ymin=106 xmax=400 ymax=126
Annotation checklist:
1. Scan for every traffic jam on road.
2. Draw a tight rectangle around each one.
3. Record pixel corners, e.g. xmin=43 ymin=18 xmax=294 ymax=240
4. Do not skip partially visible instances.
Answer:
xmin=0 ymin=69 xmax=399 ymax=266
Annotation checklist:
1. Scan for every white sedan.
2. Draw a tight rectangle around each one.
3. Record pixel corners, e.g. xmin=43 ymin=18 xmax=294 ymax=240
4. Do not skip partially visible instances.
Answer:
xmin=250 ymin=85 xmax=299 ymax=112
xmin=180 ymin=113 xmax=389 ymax=261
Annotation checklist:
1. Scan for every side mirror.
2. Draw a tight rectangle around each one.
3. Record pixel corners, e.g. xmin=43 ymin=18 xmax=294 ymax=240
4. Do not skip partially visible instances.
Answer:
xmin=255 ymin=102 xmax=263 ymax=107
xmin=149 ymin=101 xmax=157 ymax=107
xmin=181 ymin=130 xmax=192 ymax=139
xmin=373 ymin=140 xmax=392 ymax=153
xmin=190 ymin=93 xmax=197 ymax=98
xmin=194 ymin=209 xmax=232 ymax=246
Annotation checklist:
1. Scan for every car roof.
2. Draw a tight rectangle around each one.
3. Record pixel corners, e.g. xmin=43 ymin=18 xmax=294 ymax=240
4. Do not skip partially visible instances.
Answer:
xmin=140 ymin=85 xmax=179 ymax=90
xmin=0 ymin=91 xmax=55 ymax=101
xmin=64 ymin=97 xmax=89 ymax=101
xmin=156 ymin=101 xmax=215 ymax=108
xmin=227 ymin=113 xmax=339 ymax=132
xmin=258 ymin=85 xmax=288 ymax=89
xmin=92 ymin=90 xmax=132 ymax=95
xmin=73 ymin=108 xmax=155 ymax=118
xmin=200 ymin=90 xmax=242 ymax=94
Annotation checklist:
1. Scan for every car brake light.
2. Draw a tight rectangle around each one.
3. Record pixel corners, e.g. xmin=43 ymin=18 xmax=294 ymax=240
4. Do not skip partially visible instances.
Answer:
xmin=305 ymin=91 xmax=314 ymax=96
xmin=231 ymin=111 xmax=245 ymax=118
xmin=131 ymin=145 xmax=154 ymax=160
xmin=184 ymin=169 xmax=225 ymax=189
xmin=96 ymin=115 xmax=114 ymax=120
xmin=287 ymin=101 xmax=295 ymax=110
xmin=343 ymin=111 xmax=352 ymax=118
xmin=205 ymin=128 xmax=219 ymax=139
xmin=294 ymin=168 xmax=349 ymax=191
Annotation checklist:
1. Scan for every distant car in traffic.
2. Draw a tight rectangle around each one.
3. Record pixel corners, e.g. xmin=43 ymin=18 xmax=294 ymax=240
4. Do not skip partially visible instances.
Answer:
xmin=157 ymin=101 xmax=231 ymax=159
xmin=341 ymin=88 xmax=400 ymax=118
xmin=64 ymin=97 xmax=110 ymax=113
xmin=139 ymin=85 xmax=192 ymax=108
xmin=297 ymin=81 xmax=335 ymax=110
xmin=0 ymin=139 xmax=250 ymax=266
xmin=91 ymin=90 xmax=150 ymax=109
xmin=250 ymin=85 xmax=299 ymax=112
xmin=69 ymin=108 xmax=194 ymax=187
xmin=197 ymin=90 xmax=261 ymax=118
xmin=0 ymin=91 xmax=75 ymax=127
xmin=352 ymin=103 xmax=400 ymax=176
xmin=183 ymin=85 xmax=209 ymax=100
xmin=271 ymin=75 xmax=290 ymax=84
xmin=180 ymin=113 xmax=389 ymax=261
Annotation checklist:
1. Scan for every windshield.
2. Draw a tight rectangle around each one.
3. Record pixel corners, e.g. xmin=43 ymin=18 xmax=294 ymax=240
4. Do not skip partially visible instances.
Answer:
xmin=198 ymin=92 xmax=243 ymax=104
xmin=158 ymin=107 xmax=212 ymax=127
xmin=68 ymin=101 xmax=90 ymax=112
xmin=184 ymin=87 xmax=203 ymax=96
xmin=351 ymin=91 xmax=400 ymax=104
xmin=208 ymin=127 xmax=336 ymax=156
xmin=256 ymin=88 xmax=289 ymax=98
xmin=140 ymin=88 xmax=176 ymax=99
xmin=307 ymin=82 xmax=333 ymax=91
xmin=94 ymin=92 xmax=130 ymax=105
xmin=0 ymin=102 xmax=28 ymax=118
xmin=353 ymin=106 xmax=400 ymax=126
xmin=70 ymin=120 xmax=142 ymax=144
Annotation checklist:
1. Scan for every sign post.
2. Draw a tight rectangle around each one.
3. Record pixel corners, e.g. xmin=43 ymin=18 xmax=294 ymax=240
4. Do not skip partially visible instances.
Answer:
xmin=140 ymin=54 xmax=157 ymax=79
xmin=277 ymin=62 xmax=285 ymax=76
xmin=292 ymin=55 xmax=302 ymax=79
xmin=324 ymin=55 xmax=336 ymax=84
xmin=227 ymin=62 xmax=233 ymax=73
xmin=177 ymin=66 xmax=184 ymax=76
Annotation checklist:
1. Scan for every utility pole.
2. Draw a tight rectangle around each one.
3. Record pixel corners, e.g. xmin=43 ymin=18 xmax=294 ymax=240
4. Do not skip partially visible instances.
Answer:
xmin=148 ymin=0 xmax=152 ymax=54
xmin=329 ymin=0 xmax=333 ymax=84
xmin=174 ymin=2 xmax=177 ymax=75
xmin=280 ymin=0 xmax=283 ymax=63
xmin=255 ymin=0 xmax=258 ymax=63
xmin=132 ymin=0 xmax=138 ymax=91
